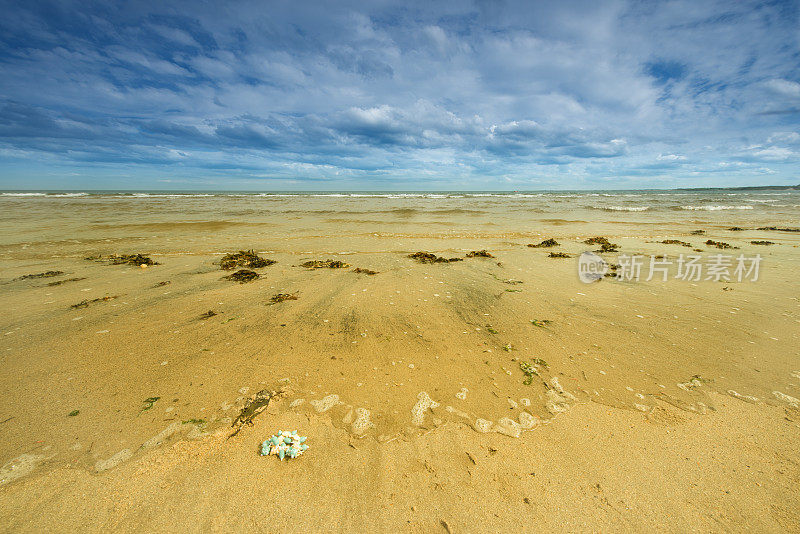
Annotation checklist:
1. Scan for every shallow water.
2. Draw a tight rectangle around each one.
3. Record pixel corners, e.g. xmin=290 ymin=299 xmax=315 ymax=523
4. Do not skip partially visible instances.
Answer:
xmin=2 ymin=190 xmax=800 ymax=257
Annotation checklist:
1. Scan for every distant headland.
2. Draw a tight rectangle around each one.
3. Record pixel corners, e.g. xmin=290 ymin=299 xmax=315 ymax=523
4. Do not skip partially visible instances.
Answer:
xmin=677 ymin=184 xmax=800 ymax=192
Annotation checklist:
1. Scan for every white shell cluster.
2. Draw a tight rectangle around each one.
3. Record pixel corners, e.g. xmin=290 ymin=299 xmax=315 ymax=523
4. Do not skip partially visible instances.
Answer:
xmin=260 ymin=430 xmax=308 ymax=460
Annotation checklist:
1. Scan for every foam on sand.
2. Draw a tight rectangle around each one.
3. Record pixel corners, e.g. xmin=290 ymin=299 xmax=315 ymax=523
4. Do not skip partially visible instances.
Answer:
xmin=411 ymin=391 xmax=440 ymax=426
xmin=141 ymin=422 xmax=182 ymax=450
xmin=310 ymin=394 xmax=340 ymax=413
xmin=772 ymin=391 xmax=799 ymax=407
xmin=351 ymin=407 xmax=374 ymax=435
xmin=95 ymin=449 xmax=133 ymax=472
xmin=472 ymin=418 xmax=493 ymax=433
xmin=0 ymin=453 xmax=46 ymax=485
xmin=495 ymin=417 xmax=523 ymax=438
xmin=727 ymin=390 xmax=760 ymax=403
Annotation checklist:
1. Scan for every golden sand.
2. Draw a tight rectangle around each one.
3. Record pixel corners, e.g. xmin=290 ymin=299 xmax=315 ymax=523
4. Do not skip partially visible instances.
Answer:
xmin=0 ymin=193 xmax=798 ymax=532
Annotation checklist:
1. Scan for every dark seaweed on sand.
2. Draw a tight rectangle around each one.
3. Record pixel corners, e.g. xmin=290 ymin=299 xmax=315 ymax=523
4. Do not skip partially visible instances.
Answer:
xmin=690 ymin=230 xmax=705 ymax=235
xmin=47 ymin=277 xmax=86 ymax=286
xmin=110 ymin=254 xmax=158 ymax=266
xmin=229 ymin=389 xmax=274 ymax=438
xmin=70 ymin=295 xmax=118 ymax=309
xmin=751 ymin=240 xmax=775 ymax=245
xmin=660 ymin=239 xmax=693 ymax=247
xmin=220 ymin=250 xmax=276 ymax=270
xmin=300 ymin=259 xmax=351 ymax=269
xmin=352 ymin=267 xmax=379 ymax=275
xmin=604 ymin=264 xmax=620 ymax=278
xmin=705 ymin=240 xmax=738 ymax=249
xmin=269 ymin=292 xmax=298 ymax=304
xmin=466 ymin=250 xmax=494 ymax=258
xmin=139 ymin=397 xmax=160 ymax=414
xmin=14 ymin=270 xmax=64 ymax=281
xmin=728 ymin=227 xmax=746 ymax=231
xmin=519 ymin=359 xmax=548 ymax=386
xmin=85 ymin=254 xmax=158 ymax=265
xmin=198 ymin=310 xmax=217 ymax=319
xmin=224 ymin=269 xmax=259 ymax=283
xmin=548 ymin=252 xmax=571 ymax=258
xmin=528 ymin=238 xmax=559 ymax=248
xmin=584 ymin=236 xmax=618 ymax=252
xmin=408 ymin=252 xmax=463 ymax=264
xmin=756 ymin=226 xmax=800 ymax=232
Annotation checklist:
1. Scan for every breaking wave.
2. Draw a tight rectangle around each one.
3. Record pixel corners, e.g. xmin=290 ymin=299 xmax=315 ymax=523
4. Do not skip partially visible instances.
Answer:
xmin=591 ymin=205 xmax=650 ymax=212
xmin=679 ymin=205 xmax=754 ymax=211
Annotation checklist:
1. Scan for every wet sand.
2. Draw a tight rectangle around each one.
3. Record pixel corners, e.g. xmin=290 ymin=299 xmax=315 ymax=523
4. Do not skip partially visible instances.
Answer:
xmin=1 ymin=192 xmax=799 ymax=532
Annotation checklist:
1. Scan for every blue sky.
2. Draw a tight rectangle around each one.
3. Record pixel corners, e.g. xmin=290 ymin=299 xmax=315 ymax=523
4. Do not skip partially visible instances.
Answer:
xmin=0 ymin=0 xmax=798 ymax=190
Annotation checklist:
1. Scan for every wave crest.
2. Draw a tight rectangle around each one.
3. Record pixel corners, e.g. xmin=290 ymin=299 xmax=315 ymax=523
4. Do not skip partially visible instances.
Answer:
xmin=679 ymin=205 xmax=754 ymax=211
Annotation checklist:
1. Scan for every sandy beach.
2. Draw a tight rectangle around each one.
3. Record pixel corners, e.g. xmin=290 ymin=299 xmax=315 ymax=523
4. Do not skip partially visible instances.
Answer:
xmin=1 ymin=191 xmax=798 ymax=532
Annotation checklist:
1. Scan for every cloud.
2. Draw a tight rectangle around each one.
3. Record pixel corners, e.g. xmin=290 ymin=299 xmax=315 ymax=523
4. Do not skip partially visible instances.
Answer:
xmin=0 ymin=0 xmax=798 ymax=188
xmin=765 ymin=79 xmax=800 ymax=99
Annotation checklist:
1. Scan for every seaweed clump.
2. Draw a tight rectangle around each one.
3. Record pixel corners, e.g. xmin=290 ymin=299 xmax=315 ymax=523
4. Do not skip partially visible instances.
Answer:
xmin=756 ymin=226 xmax=800 ymax=232
xmin=585 ymin=236 xmax=619 ymax=252
xmin=269 ymin=292 xmax=298 ymax=304
xmin=690 ymin=230 xmax=706 ymax=235
xmin=139 ymin=397 xmax=160 ymax=414
xmin=220 ymin=250 xmax=276 ymax=270
xmin=70 ymin=295 xmax=118 ymax=309
xmin=705 ymin=240 xmax=738 ymax=249
xmin=109 ymin=254 xmax=158 ymax=266
xmin=466 ymin=250 xmax=494 ymax=258
xmin=352 ymin=267 xmax=379 ymax=275
xmin=47 ymin=277 xmax=86 ymax=286
xmin=728 ymin=227 xmax=746 ymax=231
xmin=519 ymin=359 xmax=548 ymax=385
xmin=548 ymin=252 xmax=571 ymax=258
xmin=230 ymin=389 xmax=274 ymax=438
xmin=224 ymin=269 xmax=259 ymax=283
xmin=528 ymin=238 xmax=559 ymax=248
xmin=14 ymin=271 xmax=64 ymax=281
xmin=198 ymin=310 xmax=217 ymax=319
xmin=750 ymin=240 xmax=775 ymax=245
xmin=408 ymin=252 xmax=463 ymax=264
xmin=757 ymin=226 xmax=800 ymax=232
xmin=300 ymin=259 xmax=351 ymax=269
xmin=660 ymin=240 xmax=692 ymax=247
